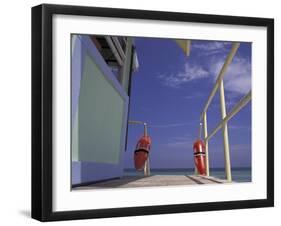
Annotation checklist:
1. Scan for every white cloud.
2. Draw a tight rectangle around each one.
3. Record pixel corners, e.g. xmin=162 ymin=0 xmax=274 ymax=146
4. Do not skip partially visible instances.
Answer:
xmin=210 ymin=56 xmax=251 ymax=95
xmin=192 ymin=41 xmax=230 ymax=56
xmin=158 ymin=62 xmax=209 ymax=88
xmin=158 ymin=42 xmax=251 ymax=96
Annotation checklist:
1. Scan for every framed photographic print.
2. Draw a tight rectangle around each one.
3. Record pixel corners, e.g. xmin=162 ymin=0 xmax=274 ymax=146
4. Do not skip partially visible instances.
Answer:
xmin=31 ymin=4 xmax=274 ymax=221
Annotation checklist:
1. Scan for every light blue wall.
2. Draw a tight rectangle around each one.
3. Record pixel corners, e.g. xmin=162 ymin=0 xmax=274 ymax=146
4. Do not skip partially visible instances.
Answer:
xmin=71 ymin=35 xmax=129 ymax=185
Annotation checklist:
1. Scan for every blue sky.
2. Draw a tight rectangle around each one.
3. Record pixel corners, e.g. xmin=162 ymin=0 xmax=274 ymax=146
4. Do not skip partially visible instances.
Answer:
xmin=124 ymin=37 xmax=252 ymax=169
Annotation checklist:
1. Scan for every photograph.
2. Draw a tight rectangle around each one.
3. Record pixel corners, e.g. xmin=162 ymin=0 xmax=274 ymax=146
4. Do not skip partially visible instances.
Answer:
xmin=31 ymin=4 xmax=273 ymax=221
xmin=71 ymin=34 xmax=252 ymax=190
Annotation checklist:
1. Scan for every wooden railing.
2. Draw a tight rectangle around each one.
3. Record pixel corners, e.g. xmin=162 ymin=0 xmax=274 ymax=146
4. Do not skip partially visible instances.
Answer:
xmin=199 ymin=42 xmax=251 ymax=182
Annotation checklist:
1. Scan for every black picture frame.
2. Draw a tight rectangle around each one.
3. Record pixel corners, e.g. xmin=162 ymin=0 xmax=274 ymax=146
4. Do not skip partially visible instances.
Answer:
xmin=32 ymin=3 xmax=274 ymax=222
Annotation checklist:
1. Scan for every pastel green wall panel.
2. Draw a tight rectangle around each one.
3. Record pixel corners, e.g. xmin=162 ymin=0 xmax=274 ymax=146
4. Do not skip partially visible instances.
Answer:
xmin=78 ymin=52 xmax=125 ymax=164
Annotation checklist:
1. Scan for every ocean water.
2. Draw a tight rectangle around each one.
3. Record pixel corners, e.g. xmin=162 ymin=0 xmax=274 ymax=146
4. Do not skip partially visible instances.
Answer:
xmin=124 ymin=168 xmax=251 ymax=182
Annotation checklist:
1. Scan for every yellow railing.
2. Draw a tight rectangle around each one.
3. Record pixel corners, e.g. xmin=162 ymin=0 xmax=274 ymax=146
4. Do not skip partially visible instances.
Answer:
xmin=200 ymin=42 xmax=252 ymax=182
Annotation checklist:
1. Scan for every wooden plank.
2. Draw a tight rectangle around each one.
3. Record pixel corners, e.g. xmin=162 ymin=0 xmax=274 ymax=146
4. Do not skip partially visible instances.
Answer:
xmin=73 ymin=175 xmax=230 ymax=190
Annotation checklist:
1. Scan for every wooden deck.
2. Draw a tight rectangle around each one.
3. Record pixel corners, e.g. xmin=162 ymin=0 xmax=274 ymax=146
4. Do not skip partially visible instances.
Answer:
xmin=73 ymin=175 xmax=230 ymax=190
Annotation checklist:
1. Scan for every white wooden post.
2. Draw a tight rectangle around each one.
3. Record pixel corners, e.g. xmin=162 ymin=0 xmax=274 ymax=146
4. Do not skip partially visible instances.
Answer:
xmin=219 ymin=81 xmax=232 ymax=182
xmin=144 ymin=123 xmax=148 ymax=136
xmin=194 ymin=166 xmax=198 ymax=175
xmin=143 ymin=123 xmax=150 ymax=176
xmin=203 ymin=112 xmax=210 ymax=176
xmin=144 ymin=158 xmax=150 ymax=176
